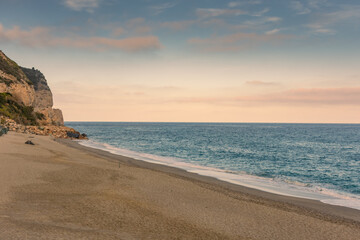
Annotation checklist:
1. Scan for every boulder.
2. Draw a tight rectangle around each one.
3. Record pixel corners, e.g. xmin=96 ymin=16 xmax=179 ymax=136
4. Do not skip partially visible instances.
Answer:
xmin=67 ymin=131 xmax=80 ymax=139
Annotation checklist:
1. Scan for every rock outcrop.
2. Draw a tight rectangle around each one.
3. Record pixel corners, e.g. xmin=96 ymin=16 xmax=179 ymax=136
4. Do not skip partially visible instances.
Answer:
xmin=0 ymin=50 xmax=64 ymax=126
xmin=0 ymin=50 xmax=85 ymax=139
xmin=20 ymin=67 xmax=53 ymax=109
xmin=0 ymin=52 xmax=36 ymax=106
xmin=0 ymin=116 xmax=87 ymax=139
xmin=20 ymin=67 xmax=64 ymax=126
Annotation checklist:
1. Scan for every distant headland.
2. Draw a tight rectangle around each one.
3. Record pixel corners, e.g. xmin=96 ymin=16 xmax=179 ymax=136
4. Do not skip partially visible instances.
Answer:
xmin=0 ymin=50 xmax=86 ymax=139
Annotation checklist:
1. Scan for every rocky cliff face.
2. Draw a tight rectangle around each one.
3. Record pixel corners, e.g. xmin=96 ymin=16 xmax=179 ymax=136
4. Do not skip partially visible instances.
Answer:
xmin=0 ymin=50 xmax=64 ymax=126
xmin=20 ymin=67 xmax=64 ymax=126
xmin=20 ymin=67 xmax=53 ymax=109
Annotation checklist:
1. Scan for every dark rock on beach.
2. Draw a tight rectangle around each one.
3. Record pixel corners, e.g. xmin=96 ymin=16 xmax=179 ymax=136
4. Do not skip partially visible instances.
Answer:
xmin=67 ymin=131 xmax=80 ymax=139
xmin=0 ymin=126 xmax=8 ymax=136
xmin=25 ymin=140 xmax=34 ymax=145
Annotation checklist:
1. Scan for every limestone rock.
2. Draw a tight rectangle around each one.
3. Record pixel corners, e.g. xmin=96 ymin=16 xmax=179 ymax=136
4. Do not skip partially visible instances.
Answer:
xmin=0 ymin=50 xmax=64 ymax=126
xmin=52 ymin=109 xmax=64 ymax=126
xmin=20 ymin=67 xmax=53 ymax=109
xmin=6 ymin=82 xmax=36 ymax=106
xmin=0 ymin=52 xmax=36 ymax=106
xmin=37 ymin=107 xmax=64 ymax=126
xmin=0 ymin=116 xmax=87 ymax=139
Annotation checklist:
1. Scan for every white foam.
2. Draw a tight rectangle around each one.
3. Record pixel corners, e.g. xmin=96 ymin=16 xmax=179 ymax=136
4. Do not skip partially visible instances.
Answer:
xmin=78 ymin=139 xmax=360 ymax=211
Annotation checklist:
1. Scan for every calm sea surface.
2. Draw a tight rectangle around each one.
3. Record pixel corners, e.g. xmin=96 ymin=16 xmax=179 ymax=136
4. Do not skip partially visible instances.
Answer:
xmin=66 ymin=122 xmax=360 ymax=209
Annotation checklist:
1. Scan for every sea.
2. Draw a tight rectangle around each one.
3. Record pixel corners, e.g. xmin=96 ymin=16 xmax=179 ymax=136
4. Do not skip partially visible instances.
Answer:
xmin=66 ymin=122 xmax=360 ymax=210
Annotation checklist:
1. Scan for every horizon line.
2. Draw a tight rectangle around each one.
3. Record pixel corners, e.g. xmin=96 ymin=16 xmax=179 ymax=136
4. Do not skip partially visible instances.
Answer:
xmin=64 ymin=121 xmax=360 ymax=125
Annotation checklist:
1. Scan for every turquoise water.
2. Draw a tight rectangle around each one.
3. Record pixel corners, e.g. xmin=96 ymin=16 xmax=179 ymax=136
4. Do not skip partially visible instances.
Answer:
xmin=66 ymin=122 xmax=360 ymax=209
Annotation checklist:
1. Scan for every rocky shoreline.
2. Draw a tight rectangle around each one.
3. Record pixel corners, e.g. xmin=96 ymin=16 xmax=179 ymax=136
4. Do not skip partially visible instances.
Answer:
xmin=0 ymin=116 xmax=87 ymax=139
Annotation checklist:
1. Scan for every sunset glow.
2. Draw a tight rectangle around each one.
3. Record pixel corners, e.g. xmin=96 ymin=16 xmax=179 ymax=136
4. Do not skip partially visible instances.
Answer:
xmin=1 ymin=0 xmax=359 ymax=123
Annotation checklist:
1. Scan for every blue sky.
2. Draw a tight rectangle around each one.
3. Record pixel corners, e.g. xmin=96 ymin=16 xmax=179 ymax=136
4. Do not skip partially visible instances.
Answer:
xmin=0 ymin=0 xmax=360 ymax=122
xmin=2 ymin=0 xmax=360 ymax=52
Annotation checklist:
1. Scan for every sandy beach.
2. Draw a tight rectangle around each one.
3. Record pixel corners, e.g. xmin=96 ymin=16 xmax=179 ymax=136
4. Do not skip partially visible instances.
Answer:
xmin=0 ymin=132 xmax=359 ymax=239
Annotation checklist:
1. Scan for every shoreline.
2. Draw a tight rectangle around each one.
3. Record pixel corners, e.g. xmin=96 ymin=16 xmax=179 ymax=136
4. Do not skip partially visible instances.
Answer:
xmin=57 ymin=137 xmax=360 ymax=224
xmin=75 ymin=137 xmax=360 ymax=211
xmin=1 ymin=132 xmax=360 ymax=239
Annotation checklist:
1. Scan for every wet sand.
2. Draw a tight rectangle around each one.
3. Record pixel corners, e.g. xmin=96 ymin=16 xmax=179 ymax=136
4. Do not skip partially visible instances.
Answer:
xmin=0 ymin=132 xmax=359 ymax=239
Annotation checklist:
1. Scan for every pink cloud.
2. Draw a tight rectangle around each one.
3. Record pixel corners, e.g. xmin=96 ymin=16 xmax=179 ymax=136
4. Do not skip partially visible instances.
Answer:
xmin=124 ymin=18 xmax=153 ymax=35
xmin=189 ymin=32 xmax=290 ymax=45
xmin=168 ymin=87 xmax=360 ymax=106
xmin=126 ymin=18 xmax=146 ymax=28
xmin=256 ymin=87 xmax=360 ymax=105
xmin=0 ymin=23 xmax=162 ymax=52
xmin=161 ymin=20 xmax=196 ymax=31
xmin=134 ymin=26 xmax=152 ymax=34
xmin=111 ymin=27 xmax=124 ymax=36
xmin=246 ymin=81 xmax=278 ymax=86
xmin=188 ymin=32 xmax=292 ymax=52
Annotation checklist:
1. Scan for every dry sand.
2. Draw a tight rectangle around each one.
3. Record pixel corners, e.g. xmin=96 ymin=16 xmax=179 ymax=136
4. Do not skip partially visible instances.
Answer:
xmin=0 ymin=132 xmax=359 ymax=239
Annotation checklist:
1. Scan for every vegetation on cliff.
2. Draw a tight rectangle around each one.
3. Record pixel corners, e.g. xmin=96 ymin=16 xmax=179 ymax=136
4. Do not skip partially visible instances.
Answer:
xmin=20 ymin=67 xmax=47 ymax=90
xmin=0 ymin=51 xmax=32 ymax=85
xmin=0 ymin=51 xmax=85 ymax=138
xmin=0 ymin=92 xmax=44 ymax=125
xmin=0 ymin=50 xmax=64 ymax=126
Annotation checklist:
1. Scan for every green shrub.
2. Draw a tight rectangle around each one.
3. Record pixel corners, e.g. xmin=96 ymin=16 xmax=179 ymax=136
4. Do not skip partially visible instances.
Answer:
xmin=0 ymin=55 xmax=23 ymax=81
xmin=0 ymin=92 xmax=42 ymax=125
xmin=35 ymin=112 xmax=45 ymax=120
xmin=0 ymin=76 xmax=13 ymax=86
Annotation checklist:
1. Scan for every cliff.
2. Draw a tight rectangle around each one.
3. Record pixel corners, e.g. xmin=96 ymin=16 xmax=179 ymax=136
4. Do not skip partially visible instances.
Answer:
xmin=0 ymin=50 xmax=63 ymax=126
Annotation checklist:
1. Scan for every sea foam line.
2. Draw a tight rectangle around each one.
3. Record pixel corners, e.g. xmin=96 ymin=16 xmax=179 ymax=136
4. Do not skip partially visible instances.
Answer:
xmin=78 ymin=139 xmax=360 ymax=211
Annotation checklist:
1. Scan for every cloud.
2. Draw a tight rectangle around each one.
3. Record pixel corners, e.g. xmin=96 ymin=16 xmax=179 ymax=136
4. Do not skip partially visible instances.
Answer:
xmin=133 ymin=26 xmax=152 ymax=34
xmin=54 ymin=83 xmax=184 ymax=106
xmin=308 ymin=0 xmax=328 ymax=9
xmin=228 ymin=1 xmax=262 ymax=8
xmin=242 ymin=87 xmax=360 ymax=105
xmin=290 ymin=0 xmax=328 ymax=15
xmin=161 ymin=20 xmax=196 ymax=31
xmin=126 ymin=18 xmax=146 ymax=27
xmin=306 ymin=23 xmax=335 ymax=34
xmin=321 ymin=5 xmax=360 ymax=23
xmin=246 ymin=81 xmax=278 ymax=86
xmin=266 ymin=17 xmax=282 ymax=22
xmin=230 ymin=16 xmax=282 ymax=31
xmin=63 ymin=0 xmax=100 ymax=12
xmin=196 ymin=8 xmax=247 ymax=18
xmin=0 ymin=23 xmax=162 ymax=52
xmin=251 ymin=8 xmax=269 ymax=17
xmin=306 ymin=5 xmax=360 ymax=34
xmin=169 ymin=87 xmax=360 ymax=106
xmin=150 ymin=2 xmax=177 ymax=15
xmin=265 ymin=28 xmax=281 ymax=35
xmin=290 ymin=1 xmax=311 ymax=15
xmin=125 ymin=18 xmax=152 ymax=35
xmin=111 ymin=27 xmax=124 ymax=36
xmin=311 ymin=27 xmax=335 ymax=34
xmin=313 ymin=28 xmax=333 ymax=34
xmin=188 ymin=32 xmax=292 ymax=52
xmin=0 ymin=24 xmax=51 ymax=46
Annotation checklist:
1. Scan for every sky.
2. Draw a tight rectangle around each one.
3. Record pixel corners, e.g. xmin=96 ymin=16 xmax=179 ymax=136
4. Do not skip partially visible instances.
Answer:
xmin=0 ymin=0 xmax=360 ymax=123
